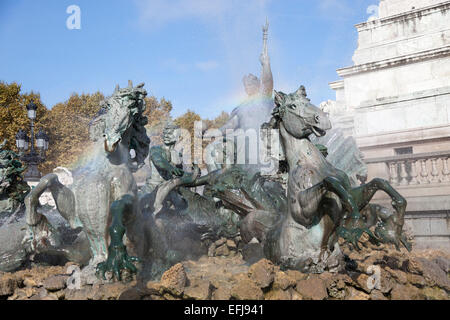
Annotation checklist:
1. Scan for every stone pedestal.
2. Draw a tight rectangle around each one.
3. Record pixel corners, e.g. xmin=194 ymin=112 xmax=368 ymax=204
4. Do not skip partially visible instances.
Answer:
xmin=326 ymin=0 xmax=450 ymax=250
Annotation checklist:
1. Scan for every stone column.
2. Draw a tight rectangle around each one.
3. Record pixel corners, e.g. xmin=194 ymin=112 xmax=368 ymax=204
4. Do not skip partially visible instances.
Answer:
xmin=409 ymin=160 xmax=419 ymax=185
xmin=441 ymin=157 xmax=449 ymax=183
xmin=399 ymin=161 xmax=409 ymax=186
xmin=430 ymin=158 xmax=440 ymax=184
xmin=388 ymin=162 xmax=399 ymax=185
xmin=419 ymin=159 xmax=430 ymax=184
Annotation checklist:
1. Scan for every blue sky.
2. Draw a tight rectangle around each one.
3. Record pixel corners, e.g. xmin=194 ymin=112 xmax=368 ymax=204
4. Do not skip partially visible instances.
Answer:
xmin=0 ymin=0 xmax=377 ymax=118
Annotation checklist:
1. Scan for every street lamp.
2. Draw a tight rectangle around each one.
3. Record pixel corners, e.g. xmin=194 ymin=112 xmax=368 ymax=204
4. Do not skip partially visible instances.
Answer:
xmin=26 ymin=100 xmax=37 ymax=120
xmin=15 ymin=129 xmax=28 ymax=151
xmin=15 ymin=100 xmax=50 ymax=182
xmin=36 ymin=129 xmax=47 ymax=150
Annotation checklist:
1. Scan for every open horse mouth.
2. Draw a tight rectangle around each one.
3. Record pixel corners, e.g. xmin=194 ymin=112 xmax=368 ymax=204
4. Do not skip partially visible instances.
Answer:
xmin=104 ymin=139 xmax=120 ymax=153
xmin=311 ymin=126 xmax=327 ymax=137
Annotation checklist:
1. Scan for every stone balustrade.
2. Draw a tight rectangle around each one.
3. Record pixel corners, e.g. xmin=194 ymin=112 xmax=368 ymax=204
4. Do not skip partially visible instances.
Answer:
xmin=365 ymin=151 xmax=450 ymax=187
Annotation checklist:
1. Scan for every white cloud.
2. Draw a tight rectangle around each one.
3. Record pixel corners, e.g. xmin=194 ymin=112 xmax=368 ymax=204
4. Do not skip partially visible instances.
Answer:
xmin=133 ymin=0 xmax=271 ymax=61
xmin=134 ymin=0 xmax=271 ymax=30
xmin=161 ymin=58 xmax=190 ymax=73
xmin=160 ymin=58 xmax=219 ymax=73
xmin=317 ymin=0 xmax=356 ymax=19
xmin=134 ymin=0 xmax=232 ymax=28
xmin=134 ymin=0 xmax=273 ymax=114
xmin=195 ymin=60 xmax=219 ymax=72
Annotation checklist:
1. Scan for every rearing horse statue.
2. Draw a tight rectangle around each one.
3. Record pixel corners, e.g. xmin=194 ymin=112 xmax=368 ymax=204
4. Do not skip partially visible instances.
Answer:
xmin=262 ymin=87 xmax=410 ymax=271
xmin=23 ymin=81 xmax=150 ymax=281
xmin=149 ymin=85 xmax=411 ymax=274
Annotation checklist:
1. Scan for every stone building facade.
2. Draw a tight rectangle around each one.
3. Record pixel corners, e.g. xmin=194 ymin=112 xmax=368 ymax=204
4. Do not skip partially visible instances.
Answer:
xmin=325 ymin=0 xmax=450 ymax=250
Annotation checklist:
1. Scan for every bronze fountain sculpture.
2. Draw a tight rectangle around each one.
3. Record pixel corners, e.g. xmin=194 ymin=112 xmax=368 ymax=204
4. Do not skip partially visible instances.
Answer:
xmin=22 ymin=81 xmax=149 ymax=281
xmin=13 ymin=20 xmax=411 ymax=283
xmin=262 ymin=87 xmax=411 ymax=271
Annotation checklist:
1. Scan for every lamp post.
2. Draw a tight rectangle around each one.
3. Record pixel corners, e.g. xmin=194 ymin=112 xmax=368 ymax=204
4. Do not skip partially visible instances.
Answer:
xmin=15 ymin=100 xmax=49 ymax=182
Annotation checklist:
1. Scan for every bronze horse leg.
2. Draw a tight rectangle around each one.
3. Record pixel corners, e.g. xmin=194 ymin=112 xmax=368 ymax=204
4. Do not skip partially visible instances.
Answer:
xmin=350 ymin=178 xmax=410 ymax=250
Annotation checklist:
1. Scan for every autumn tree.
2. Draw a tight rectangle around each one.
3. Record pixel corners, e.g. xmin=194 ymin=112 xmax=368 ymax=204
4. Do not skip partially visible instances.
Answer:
xmin=203 ymin=111 xmax=230 ymax=131
xmin=173 ymin=109 xmax=202 ymax=164
xmin=174 ymin=109 xmax=202 ymax=135
xmin=40 ymin=92 xmax=104 ymax=173
xmin=173 ymin=110 xmax=230 ymax=166
xmin=143 ymin=96 xmax=173 ymax=146
xmin=0 ymin=81 xmax=49 ymax=157
xmin=1 ymin=81 xmax=231 ymax=175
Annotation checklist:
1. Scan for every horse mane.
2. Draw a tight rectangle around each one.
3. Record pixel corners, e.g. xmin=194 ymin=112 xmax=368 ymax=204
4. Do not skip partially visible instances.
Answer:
xmin=88 ymin=82 xmax=150 ymax=172
xmin=129 ymin=108 xmax=150 ymax=172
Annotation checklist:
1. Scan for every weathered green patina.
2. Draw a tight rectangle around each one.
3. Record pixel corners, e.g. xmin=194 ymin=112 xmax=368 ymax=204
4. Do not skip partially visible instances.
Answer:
xmin=0 ymin=140 xmax=30 ymax=214
xmin=23 ymin=81 xmax=150 ymax=282
xmin=261 ymin=87 xmax=410 ymax=271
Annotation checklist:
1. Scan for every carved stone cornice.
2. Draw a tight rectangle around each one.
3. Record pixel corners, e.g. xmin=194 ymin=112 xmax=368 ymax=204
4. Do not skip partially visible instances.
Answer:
xmin=337 ymin=45 xmax=450 ymax=77
xmin=355 ymin=124 xmax=450 ymax=148
xmin=355 ymin=1 xmax=450 ymax=31
xmin=357 ymin=86 xmax=450 ymax=110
